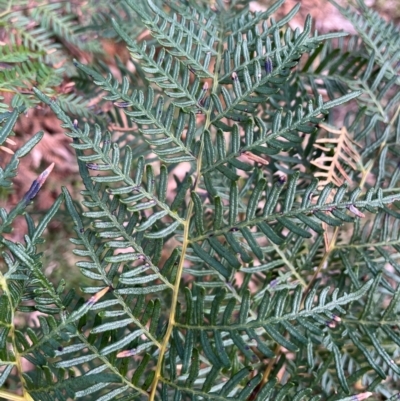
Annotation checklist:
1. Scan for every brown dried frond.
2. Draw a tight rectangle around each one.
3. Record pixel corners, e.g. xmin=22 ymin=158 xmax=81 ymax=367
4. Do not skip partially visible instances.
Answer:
xmin=311 ymin=123 xmax=362 ymax=249
xmin=311 ymin=123 xmax=362 ymax=189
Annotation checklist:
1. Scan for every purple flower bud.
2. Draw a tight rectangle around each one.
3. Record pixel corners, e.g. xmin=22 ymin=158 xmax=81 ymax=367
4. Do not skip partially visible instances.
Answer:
xmin=86 ymin=163 xmax=99 ymax=170
xmin=269 ymin=279 xmax=279 ymax=288
xmin=22 ymin=163 xmax=55 ymax=205
xmin=265 ymin=57 xmax=273 ymax=74
xmin=113 ymin=102 xmax=131 ymax=108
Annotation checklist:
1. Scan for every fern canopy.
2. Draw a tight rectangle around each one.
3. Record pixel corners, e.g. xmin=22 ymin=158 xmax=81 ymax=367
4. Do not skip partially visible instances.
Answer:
xmin=1 ymin=0 xmax=400 ymax=400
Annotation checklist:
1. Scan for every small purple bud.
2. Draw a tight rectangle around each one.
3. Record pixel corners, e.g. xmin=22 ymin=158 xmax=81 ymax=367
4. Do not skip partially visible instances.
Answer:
xmin=347 ymin=204 xmax=365 ymax=218
xmin=86 ymin=163 xmax=109 ymax=170
xmin=23 ymin=181 xmax=40 ymax=204
xmin=86 ymin=163 xmax=99 ymax=170
xmin=22 ymin=163 xmax=55 ymax=205
xmin=269 ymin=279 xmax=279 ymax=288
xmin=113 ymin=102 xmax=131 ymax=108
xmin=265 ymin=57 xmax=273 ymax=74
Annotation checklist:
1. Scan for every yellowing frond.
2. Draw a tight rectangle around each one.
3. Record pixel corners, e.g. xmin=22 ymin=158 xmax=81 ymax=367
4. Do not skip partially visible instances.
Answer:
xmin=311 ymin=123 xmax=362 ymax=188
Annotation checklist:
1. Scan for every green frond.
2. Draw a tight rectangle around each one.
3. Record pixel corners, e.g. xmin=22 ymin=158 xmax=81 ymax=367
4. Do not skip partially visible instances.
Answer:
xmin=87 ymin=0 xmax=147 ymax=41
xmin=165 ymin=281 xmax=373 ymax=398
xmin=0 ymin=107 xmax=42 ymax=190
xmin=301 ymin=33 xmax=399 ymax=123
xmin=30 ymin=3 xmax=102 ymax=54
xmin=201 ymin=92 xmax=361 ymax=182
xmin=331 ymin=0 xmax=400 ymax=83
xmin=71 ymin=63 xmax=196 ymax=164
xmin=112 ymin=18 xmax=207 ymax=110
xmin=0 ymin=61 xmax=62 ymax=92
xmin=9 ymin=13 xmax=60 ymax=64
xmin=0 ymin=196 xmax=63 ymax=395
xmin=124 ymin=0 xmax=217 ymax=78
xmin=189 ymin=172 xmax=400 ymax=283
xmin=0 ymin=45 xmax=40 ymax=63
xmin=2 ymin=0 xmax=400 ymax=400
xmin=56 ymin=93 xmax=98 ymax=120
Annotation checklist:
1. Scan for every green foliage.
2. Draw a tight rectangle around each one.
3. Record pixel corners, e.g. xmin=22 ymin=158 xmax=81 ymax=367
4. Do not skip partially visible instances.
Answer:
xmin=0 ymin=0 xmax=103 ymax=111
xmin=1 ymin=0 xmax=400 ymax=400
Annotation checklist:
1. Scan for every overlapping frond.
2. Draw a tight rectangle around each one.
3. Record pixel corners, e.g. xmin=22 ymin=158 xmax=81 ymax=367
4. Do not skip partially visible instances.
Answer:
xmin=0 ymin=108 xmax=62 ymax=397
xmin=72 ymin=62 xmax=196 ymax=164
xmin=300 ymin=35 xmax=400 ymax=123
xmin=30 ymin=3 xmax=101 ymax=53
xmin=331 ymin=0 xmax=400 ymax=83
xmin=201 ymin=93 xmax=360 ymax=182
xmin=124 ymin=0 xmax=217 ymax=78
xmin=2 ymin=0 xmax=400 ymax=400
xmin=112 ymin=19 xmax=209 ymax=110
xmin=189 ymin=171 xmax=399 ymax=283
xmin=165 ymin=280 xmax=372 ymax=398
xmin=0 ymin=1 xmax=106 ymax=111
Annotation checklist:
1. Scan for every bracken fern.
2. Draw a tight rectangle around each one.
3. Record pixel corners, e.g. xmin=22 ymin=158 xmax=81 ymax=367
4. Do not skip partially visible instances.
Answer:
xmin=1 ymin=0 xmax=400 ymax=400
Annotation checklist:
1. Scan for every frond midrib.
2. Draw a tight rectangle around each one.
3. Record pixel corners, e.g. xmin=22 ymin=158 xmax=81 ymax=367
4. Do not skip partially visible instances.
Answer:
xmin=148 ymin=13 xmax=226 ymax=401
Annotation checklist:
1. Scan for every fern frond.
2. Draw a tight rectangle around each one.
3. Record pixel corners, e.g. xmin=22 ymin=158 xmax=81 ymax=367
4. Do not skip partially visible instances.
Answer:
xmin=30 ymin=3 xmax=102 ymax=53
xmin=71 ymin=63 xmax=196 ymax=164
xmin=124 ymin=0 xmax=217 ymax=78
xmin=112 ymin=19 xmax=207 ymax=110
xmin=0 ymin=189 xmax=62 ymax=399
xmin=202 ymin=93 xmax=361 ymax=180
xmin=0 ymin=45 xmax=41 ymax=63
xmin=0 ymin=61 xmax=61 ymax=91
xmin=87 ymin=0 xmax=146 ymax=41
xmin=56 ymin=93 xmax=97 ymax=120
xmin=190 ymin=174 xmax=400 ymax=284
xmin=331 ymin=0 xmax=400 ymax=83
xmin=163 ymin=280 xmax=374 ymax=398
xmin=9 ymin=13 xmax=60 ymax=63
xmin=311 ymin=123 xmax=362 ymax=188
xmin=301 ymin=34 xmax=400 ymax=123
xmin=2 ymin=0 xmax=400 ymax=399
xmin=0 ymin=107 xmax=43 ymax=190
